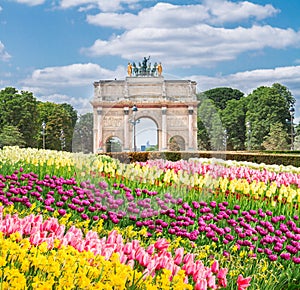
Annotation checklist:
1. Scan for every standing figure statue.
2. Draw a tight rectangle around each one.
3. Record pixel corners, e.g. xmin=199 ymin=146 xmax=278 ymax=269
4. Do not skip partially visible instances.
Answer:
xmin=157 ymin=62 xmax=163 ymax=76
xmin=132 ymin=62 xmax=138 ymax=76
xmin=142 ymin=56 xmax=150 ymax=73
xmin=127 ymin=62 xmax=132 ymax=76
xmin=152 ymin=62 xmax=157 ymax=75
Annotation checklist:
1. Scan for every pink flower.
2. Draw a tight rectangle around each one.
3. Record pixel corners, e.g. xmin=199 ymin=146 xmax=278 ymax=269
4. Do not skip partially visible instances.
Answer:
xmin=174 ymin=247 xmax=184 ymax=265
xmin=154 ymin=238 xmax=169 ymax=251
xmin=217 ymin=268 xmax=228 ymax=288
xmin=211 ymin=260 xmax=219 ymax=273
xmin=195 ymin=278 xmax=207 ymax=290
xmin=146 ymin=244 xmax=155 ymax=255
xmin=237 ymin=274 xmax=252 ymax=290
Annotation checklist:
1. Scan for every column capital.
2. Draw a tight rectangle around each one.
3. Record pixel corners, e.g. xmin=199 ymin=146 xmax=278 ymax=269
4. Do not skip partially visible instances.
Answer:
xmin=124 ymin=107 xmax=129 ymax=115
xmin=161 ymin=106 xmax=167 ymax=115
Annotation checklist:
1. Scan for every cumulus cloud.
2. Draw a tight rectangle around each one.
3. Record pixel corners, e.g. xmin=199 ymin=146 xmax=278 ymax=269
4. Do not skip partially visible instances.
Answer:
xmin=192 ymin=65 xmax=300 ymax=121
xmin=13 ymin=0 xmax=45 ymax=6
xmin=203 ymin=0 xmax=279 ymax=24
xmin=60 ymin=0 xmax=138 ymax=11
xmin=86 ymin=1 xmax=278 ymax=29
xmin=86 ymin=3 xmax=209 ymax=29
xmin=20 ymin=63 xmax=126 ymax=114
xmin=192 ymin=65 xmax=300 ymax=96
xmin=81 ymin=25 xmax=300 ymax=68
xmin=81 ymin=1 xmax=299 ymax=68
xmin=0 ymin=41 xmax=11 ymax=61
xmin=37 ymin=93 xmax=92 ymax=114
xmin=21 ymin=63 xmax=125 ymax=88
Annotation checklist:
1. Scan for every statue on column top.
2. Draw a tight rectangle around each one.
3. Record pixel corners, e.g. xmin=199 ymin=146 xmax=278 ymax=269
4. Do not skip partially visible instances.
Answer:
xmin=127 ymin=62 xmax=132 ymax=76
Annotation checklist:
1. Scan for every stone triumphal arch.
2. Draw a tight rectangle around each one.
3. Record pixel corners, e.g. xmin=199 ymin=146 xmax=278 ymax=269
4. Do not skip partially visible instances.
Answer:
xmin=91 ymin=59 xmax=199 ymax=153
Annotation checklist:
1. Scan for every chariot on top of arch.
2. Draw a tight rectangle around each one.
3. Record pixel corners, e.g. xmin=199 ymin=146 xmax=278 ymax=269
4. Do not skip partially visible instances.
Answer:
xmin=127 ymin=56 xmax=163 ymax=77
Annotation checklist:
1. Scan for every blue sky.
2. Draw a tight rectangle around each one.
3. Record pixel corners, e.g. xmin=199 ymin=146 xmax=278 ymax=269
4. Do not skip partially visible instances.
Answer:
xmin=1 ymin=0 xmax=300 ymax=123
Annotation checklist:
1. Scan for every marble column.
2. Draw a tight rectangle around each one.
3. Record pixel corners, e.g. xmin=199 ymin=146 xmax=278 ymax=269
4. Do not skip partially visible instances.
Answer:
xmin=188 ymin=106 xmax=194 ymax=150
xmin=161 ymin=106 xmax=167 ymax=150
xmin=123 ymin=107 xmax=130 ymax=151
xmin=97 ymin=108 xmax=103 ymax=152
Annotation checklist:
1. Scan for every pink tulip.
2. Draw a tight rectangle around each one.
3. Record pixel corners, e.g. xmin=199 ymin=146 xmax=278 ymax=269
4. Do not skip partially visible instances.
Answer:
xmin=146 ymin=244 xmax=155 ymax=255
xmin=154 ymin=238 xmax=169 ymax=251
xmin=183 ymin=253 xmax=195 ymax=264
xmin=211 ymin=260 xmax=219 ymax=273
xmin=195 ymin=278 xmax=207 ymax=290
xmin=207 ymin=274 xmax=216 ymax=289
xmin=174 ymin=247 xmax=184 ymax=265
xmin=135 ymin=247 xmax=149 ymax=267
xmin=217 ymin=268 xmax=228 ymax=288
xmin=237 ymin=274 xmax=252 ymax=290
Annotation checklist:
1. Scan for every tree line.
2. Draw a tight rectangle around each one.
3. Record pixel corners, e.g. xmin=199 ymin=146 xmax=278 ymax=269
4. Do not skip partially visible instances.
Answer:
xmin=0 ymin=87 xmax=93 ymax=152
xmin=0 ymin=83 xmax=298 ymax=152
xmin=197 ymin=83 xmax=298 ymax=151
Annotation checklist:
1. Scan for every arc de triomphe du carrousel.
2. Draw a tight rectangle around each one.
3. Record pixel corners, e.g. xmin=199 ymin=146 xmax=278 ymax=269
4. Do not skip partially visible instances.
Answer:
xmin=90 ymin=57 xmax=199 ymax=153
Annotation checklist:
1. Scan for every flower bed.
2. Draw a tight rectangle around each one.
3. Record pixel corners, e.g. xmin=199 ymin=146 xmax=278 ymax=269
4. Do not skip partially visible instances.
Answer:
xmin=0 ymin=147 xmax=299 ymax=289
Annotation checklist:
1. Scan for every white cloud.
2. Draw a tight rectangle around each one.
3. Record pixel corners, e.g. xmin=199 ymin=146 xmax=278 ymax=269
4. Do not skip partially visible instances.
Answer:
xmin=60 ymin=0 xmax=138 ymax=11
xmin=20 ymin=63 xmax=126 ymax=114
xmin=0 ymin=41 xmax=11 ymax=61
xmin=86 ymin=1 xmax=279 ymax=29
xmin=191 ymin=65 xmax=300 ymax=96
xmin=86 ymin=3 xmax=209 ymax=29
xmin=82 ymin=1 xmax=299 ymax=68
xmin=82 ymin=25 xmax=300 ymax=68
xmin=192 ymin=65 xmax=300 ymax=122
xmin=37 ymin=93 xmax=92 ymax=114
xmin=14 ymin=0 xmax=45 ymax=6
xmin=60 ymin=0 xmax=94 ymax=9
xmin=22 ymin=63 xmax=125 ymax=88
xmin=203 ymin=0 xmax=279 ymax=24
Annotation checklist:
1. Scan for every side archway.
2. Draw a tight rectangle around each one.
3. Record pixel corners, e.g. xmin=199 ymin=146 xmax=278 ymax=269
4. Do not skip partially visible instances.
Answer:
xmin=106 ymin=136 xmax=122 ymax=152
xmin=169 ymin=135 xmax=185 ymax=151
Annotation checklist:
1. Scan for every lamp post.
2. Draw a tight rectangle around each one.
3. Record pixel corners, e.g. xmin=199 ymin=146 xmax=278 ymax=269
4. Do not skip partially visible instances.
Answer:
xmin=246 ymin=121 xmax=251 ymax=151
xmin=130 ymin=105 xmax=140 ymax=151
xmin=60 ymin=129 xmax=66 ymax=150
xmin=42 ymin=121 xmax=46 ymax=149
xmin=289 ymin=107 xmax=295 ymax=151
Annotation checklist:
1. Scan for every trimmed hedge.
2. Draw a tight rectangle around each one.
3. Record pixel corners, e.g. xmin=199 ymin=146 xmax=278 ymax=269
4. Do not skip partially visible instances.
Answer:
xmin=99 ymin=151 xmax=300 ymax=167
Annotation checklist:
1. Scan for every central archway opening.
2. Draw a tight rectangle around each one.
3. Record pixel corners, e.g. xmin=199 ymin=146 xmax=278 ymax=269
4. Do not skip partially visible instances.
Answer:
xmin=134 ymin=118 xmax=158 ymax=151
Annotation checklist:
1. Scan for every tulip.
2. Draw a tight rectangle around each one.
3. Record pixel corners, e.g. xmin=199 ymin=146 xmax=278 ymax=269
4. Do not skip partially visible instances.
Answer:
xmin=211 ymin=260 xmax=219 ymax=273
xmin=217 ymin=268 xmax=228 ymax=287
xmin=237 ymin=274 xmax=252 ymax=290
xmin=195 ymin=278 xmax=207 ymax=290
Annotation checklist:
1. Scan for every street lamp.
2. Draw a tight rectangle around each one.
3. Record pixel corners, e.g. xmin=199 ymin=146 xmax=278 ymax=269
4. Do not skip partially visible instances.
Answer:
xmin=246 ymin=121 xmax=251 ymax=151
xmin=130 ymin=105 xmax=140 ymax=151
xmin=289 ymin=107 xmax=295 ymax=151
xmin=42 ymin=121 xmax=46 ymax=149
xmin=60 ymin=129 xmax=66 ymax=150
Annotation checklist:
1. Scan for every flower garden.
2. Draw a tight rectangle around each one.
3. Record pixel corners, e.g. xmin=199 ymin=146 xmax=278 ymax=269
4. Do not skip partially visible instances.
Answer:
xmin=0 ymin=146 xmax=299 ymax=289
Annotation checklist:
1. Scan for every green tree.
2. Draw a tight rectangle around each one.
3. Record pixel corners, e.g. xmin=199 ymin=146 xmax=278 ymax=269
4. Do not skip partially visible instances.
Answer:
xmin=0 ymin=87 xmax=39 ymax=147
xmin=262 ymin=122 xmax=289 ymax=150
xmin=0 ymin=125 xmax=26 ymax=148
xmin=245 ymin=84 xmax=295 ymax=150
xmin=202 ymin=87 xmax=244 ymax=110
xmin=37 ymin=102 xmax=73 ymax=151
xmin=72 ymin=113 xmax=93 ymax=153
xmin=197 ymin=96 xmax=225 ymax=150
xmin=221 ymin=98 xmax=248 ymax=150
xmin=61 ymin=103 xmax=78 ymax=128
